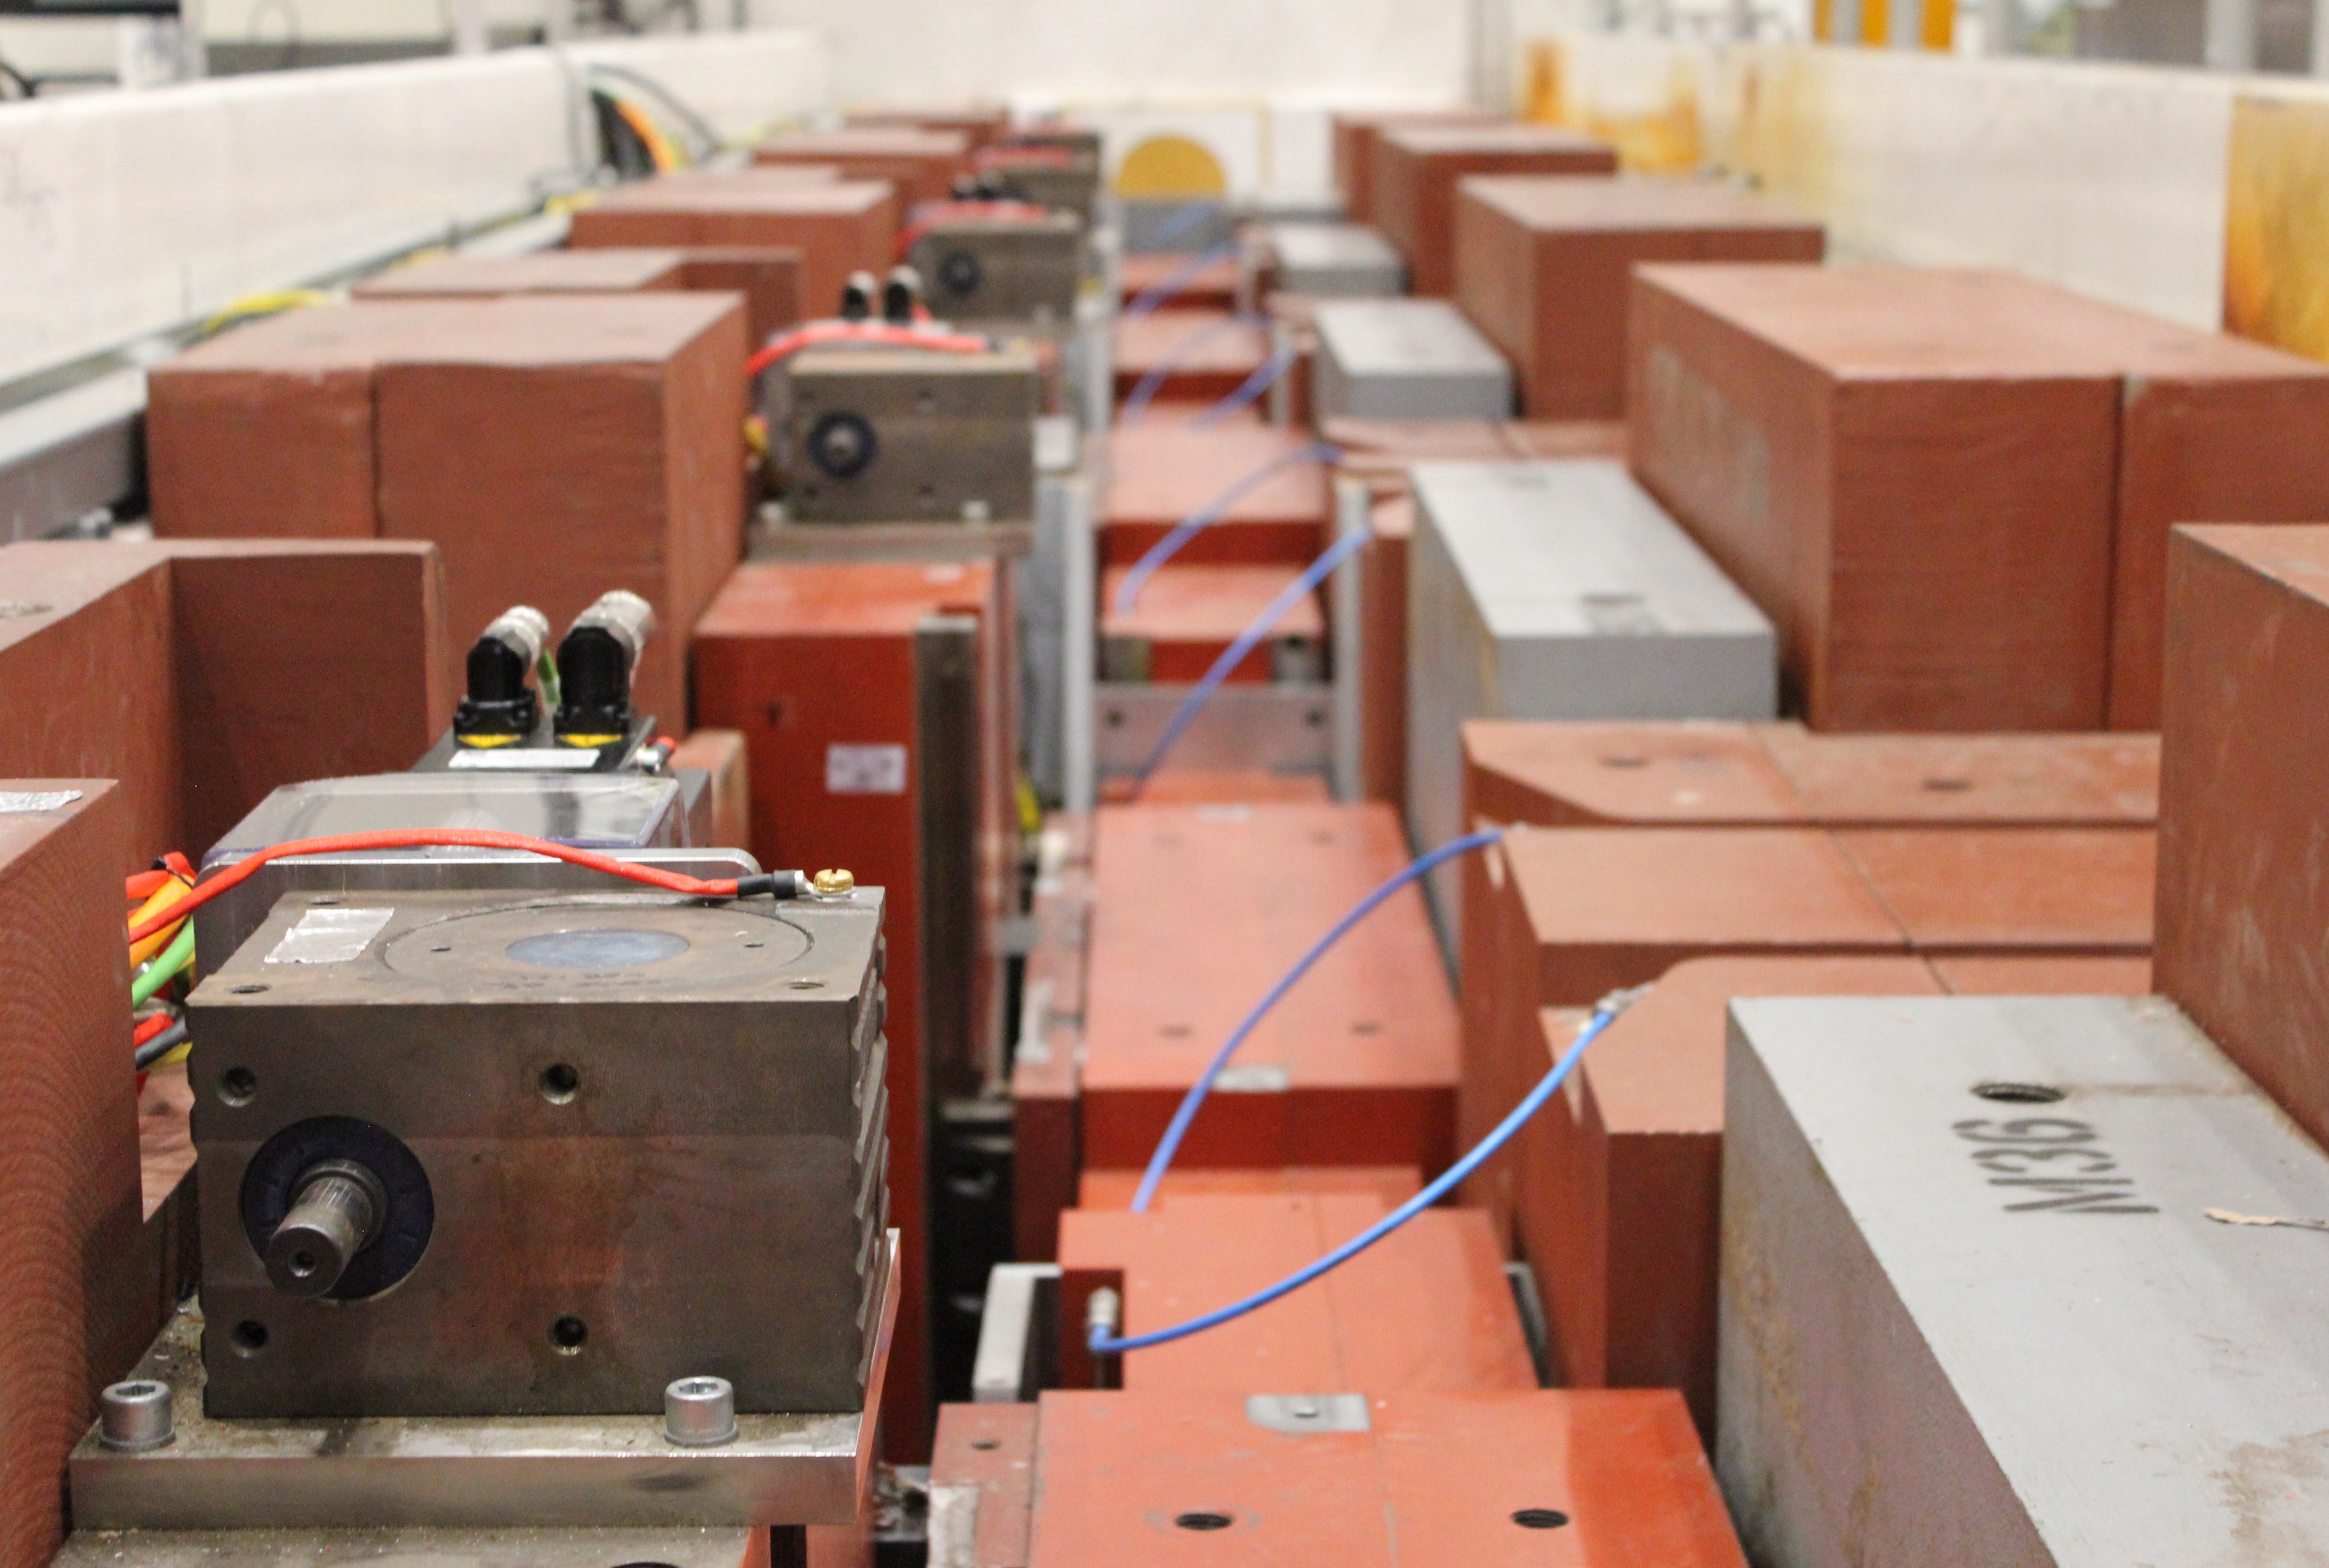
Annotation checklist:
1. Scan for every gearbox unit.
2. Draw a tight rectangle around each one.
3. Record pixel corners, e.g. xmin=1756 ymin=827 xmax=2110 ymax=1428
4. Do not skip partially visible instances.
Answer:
xmin=782 ymin=344 xmax=1040 ymax=524
xmin=906 ymin=209 xmax=1083 ymax=326
xmin=187 ymin=886 xmax=889 ymax=1420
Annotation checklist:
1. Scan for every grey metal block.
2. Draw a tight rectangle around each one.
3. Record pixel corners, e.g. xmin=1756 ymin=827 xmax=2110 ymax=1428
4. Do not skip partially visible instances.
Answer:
xmin=780 ymin=346 xmax=1039 ymax=524
xmin=908 ymin=211 xmax=1084 ymax=327
xmin=55 ymin=1525 xmax=763 ymax=1568
xmin=1263 ymin=222 xmax=1404 ymax=297
xmin=1093 ymin=682 xmax=1333 ymax=781
xmin=1404 ymin=461 xmax=1775 ymax=943
xmin=1720 ymin=995 xmax=2329 ymax=1568
xmin=188 ymin=887 xmax=889 ymax=1420
xmin=1311 ymin=299 xmax=1511 ymax=421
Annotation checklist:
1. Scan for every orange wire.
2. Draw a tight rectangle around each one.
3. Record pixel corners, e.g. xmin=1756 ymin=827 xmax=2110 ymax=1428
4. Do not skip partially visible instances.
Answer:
xmin=133 ymin=1012 xmax=174 ymax=1047
xmin=746 ymin=320 xmax=991 ymax=378
xmin=127 ymin=829 xmax=750 ymax=946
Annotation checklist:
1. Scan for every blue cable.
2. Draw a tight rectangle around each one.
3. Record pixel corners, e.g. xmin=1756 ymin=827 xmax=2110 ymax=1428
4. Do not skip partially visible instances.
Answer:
xmin=1130 ymin=827 xmax=1505 ymax=1213
xmin=1190 ymin=341 xmax=1300 ymax=431
xmin=1123 ymin=239 xmax=1239 ymax=321
xmin=1091 ymin=1003 xmax=1619 ymax=1355
xmin=1120 ymin=312 xmax=1255 ymax=426
xmin=1130 ymin=524 xmax=1369 ymax=789
xmin=1111 ymin=441 xmax=1340 ymax=616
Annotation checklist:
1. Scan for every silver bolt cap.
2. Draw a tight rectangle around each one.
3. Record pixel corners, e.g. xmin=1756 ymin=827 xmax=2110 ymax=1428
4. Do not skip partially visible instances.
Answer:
xmin=98 ymin=1380 xmax=174 ymax=1451
xmin=663 ymin=1375 xmax=737 ymax=1447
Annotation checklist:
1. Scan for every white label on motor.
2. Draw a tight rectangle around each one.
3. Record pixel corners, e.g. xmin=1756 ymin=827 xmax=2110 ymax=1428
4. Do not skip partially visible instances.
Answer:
xmin=265 ymin=907 xmax=396 ymax=965
xmin=449 ymin=748 xmax=600 ymax=771
xmin=826 ymin=743 xmax=908 ymax=795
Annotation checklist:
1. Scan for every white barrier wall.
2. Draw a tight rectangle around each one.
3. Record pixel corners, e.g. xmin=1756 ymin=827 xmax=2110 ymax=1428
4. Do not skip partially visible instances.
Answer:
xmin=0 ymin=30 xmax=825 ymax=385
xmin=1522 ymin=31 xmax=2329 ymax=339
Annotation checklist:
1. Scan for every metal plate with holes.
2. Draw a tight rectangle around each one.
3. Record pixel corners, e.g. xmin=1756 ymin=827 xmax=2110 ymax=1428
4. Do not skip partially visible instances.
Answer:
xmin=53 ymin=1524 xmax=763 ymax=1568
xmin=1092 ymin=683 xmax=1333 ymax=779
xmin=907 ymin=213 xmax=1083 ymax=325
xmin=1244 ymin=1394 xmax=1370 ymax=1434
xmin=779 ymin=346 xmax=1041 ymax=524
xmin=186 ymin=889 xmax=889 ymax=1421
xmin=1720 ymin=995 xmax=2329 ymax=1567
xmin=70 ymin=1245 xmax=895 ymax=1531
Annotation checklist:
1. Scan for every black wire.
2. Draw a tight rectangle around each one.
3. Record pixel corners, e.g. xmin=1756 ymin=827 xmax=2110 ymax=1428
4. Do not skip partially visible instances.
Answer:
xmin=592 ymin=88 xmax=659 ymax=182
xmin=0 ymin=56 xmax=35 ymax=100
xmin=585 ymin=61 xmax=720 ymax=160
xmin=134 ymin=1019 xmax=190 ymax=1070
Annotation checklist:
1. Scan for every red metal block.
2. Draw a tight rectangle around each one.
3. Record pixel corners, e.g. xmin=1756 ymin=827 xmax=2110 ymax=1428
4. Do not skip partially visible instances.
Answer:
xmin=1371 ymin=124 xmax=1618 ymax=297
xmin=1103 ymin=420 xmax=1329 ymax=569
xmin=1058 ymin=1192 xmax=1533 ymax=1395
xmin=692 ymin=560 xmax=1016 ymax=1458
xmin=568 ymin=173 xmax=896 ymax=325
xmin=1113 ymin=309 xmax=1270 ymax=406
xmin=1453 ymin=175 xmax=1823 ymax=419
xmin=930 ymin=1402 xmax=1038 ymax=1568
xmin=752 ymin=126 xmax=971 ymax=207
xmin=1834 ymin=826 xmax=2155 ymax=957
xmin=1331 ymin=108 xmax=1498 ymax=222
xmin=1075 ymin=1166 xmax=1421 ymax=1209
xmin=1928 ymin=953 xmax=2154 ymax=994
xmin=2156 ymin=525 xmax=2329 ymax=1153
xmin=1080 ymin=803 xmax=1458 ymax=1175
xmin=845 ymin=107 xmax=1012 ymax=149
xmin=1109 ymin=771 xmax=1334 ymax=805
xmin=1519 ymin=956 xmax=1944 ymax=1440
xmin=1023 ymin=1389 xmax=1746 ymax=1567
xmin=1119 ymin=251 xmax=1239 ymax=312
xmin=1099 ymin=563 xmax=1322 ymax=684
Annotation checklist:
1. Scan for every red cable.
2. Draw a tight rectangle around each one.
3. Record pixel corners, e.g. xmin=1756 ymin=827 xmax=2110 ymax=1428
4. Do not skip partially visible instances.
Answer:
xmin=133 ymin=1012 xmax=175 ymax=1047
xmin=746 ymin=320 xmax=991 ymax=378
xmin=126 ymin=869 xmax=172 ymax=900
xmin=127 ymin=830 xmax=748 ymax=946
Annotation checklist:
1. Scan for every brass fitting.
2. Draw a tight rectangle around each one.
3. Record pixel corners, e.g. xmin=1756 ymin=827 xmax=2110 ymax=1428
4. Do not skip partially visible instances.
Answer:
xmin=812 ymin=869 xmax=856 ymax=896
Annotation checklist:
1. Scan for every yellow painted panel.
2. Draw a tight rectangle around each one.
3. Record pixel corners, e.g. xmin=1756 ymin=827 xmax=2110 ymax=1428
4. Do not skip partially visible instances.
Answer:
xmin=1114 ymin=134 xmax=1228 ymax=198
xmin=2225 ymin=94 xmax=2329 ymax=360
xmin=1921 ymin=0 xmax=1954 ymax=48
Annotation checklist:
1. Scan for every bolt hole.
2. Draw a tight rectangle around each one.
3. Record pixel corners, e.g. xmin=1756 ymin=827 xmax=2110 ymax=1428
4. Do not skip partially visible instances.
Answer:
xmin=430 ymin=944 xmax=452 ymax=953
xmin=229 ymin=984 xmax=269 ymax=996
xmin=674 ymin=1377 xmax=722 ymax=1396
xmin=1103 ymin=709 xmax=1125 ymax=728
xmin=540 ymin=1063 xmax=580 ymax=1104
xmin=1922 ymin=776 xmax=1975 ymax=792
xmin=218 ymin=1068 xmax=258 ymax=1107
xmin=789 ymin=980 xmax=826 ymax=991
xmin=1174 ymin=1512 xmax=1232 ymax=1532
xmin=971 ymin=1438 xmax=1001 ymax=1451
xmin=1350 ymin=1020 xmax=1381 ymax=1035
xmin=311 ymin=898 xmax=342 ymax=907
xmin=288 ymin=1250 xmax=318 ymax=1278
xmin=119 ymin=1382 xmax=159 ymax=1397
xmin=1973 ymin=1081 xmax=2065 ymax=1104
xmin=1512 ymin=1509 xmax=1570 ymax=1530
xmin=1160 ymin=1024 xmax=1191 ymax=1038
xmin=744 ymin=941 xmax=765 ymax=950
xmin=1599 ymin=755 xmax=1649 ymax=770
xmin=550 ymin=1316 xmax=588 ymax=1353
xmin=230 ymin=1321 xmax=268 ymax=1355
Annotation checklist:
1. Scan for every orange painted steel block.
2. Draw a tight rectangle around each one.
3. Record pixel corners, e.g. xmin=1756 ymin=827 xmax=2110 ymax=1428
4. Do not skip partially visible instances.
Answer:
xmin=1112 ymin=308 xmax=1270 ymax=406
xmin=1834 ymin=826 xmax=2155 ymax=958
xmin=1078 ymin=802 xmax=1459 ymax=1178
xmin=752 ymin=126 xmax=971 ymax=207
xmin=1075 ymin=1166 xmax=1421 ymax=1210
xmin=1102 ymin=419 xmax=1330 ymax=569
xmin=1371 ymin=124 xmax=1618 ymax=297
xmin=1056 ymin=1192 xmax=1534 ymax=1394
xmin=929 ymin=1403 xmax=1039 ymax=1568
xmin=1118 ymin=251 xmax=1239 ymax=312
xmin=1331 ymin=107 xmax=1498 ymax=222
xmin=1019 ymin=1389 xmax=1747 ymax=1568
xmin=1106 ymin=771 xmax=1333 ymax=805
xmin=692 ymin=560 xmax=1016 ymax=1459
xmin=845 ymin=106 xmax=1012 ymax=149
xmin=1462 ymin=718 xmax=2160 ymax=832
xmin=1359 ymin=490 xmax=1413 ymax=809
xmin=1628 ymin=264 xmax=2329 ymax=732
xmin=667 ymin=727 xmax=752 ymax=849
xmin=1453 ymin=176 xmax=1823 ymax=420
xmin=1098 ymin=563 xmax=1324 ymax=684
xmin=2156 ymin=525 xmax=2329 ymax=1153
xmin=568 ymin=173 xmax=897 ymax=325
xmin=1519 ymin=944 xmax=2158 ymax=1446
xmin=350 ymin=245 xmax=805 ymax=347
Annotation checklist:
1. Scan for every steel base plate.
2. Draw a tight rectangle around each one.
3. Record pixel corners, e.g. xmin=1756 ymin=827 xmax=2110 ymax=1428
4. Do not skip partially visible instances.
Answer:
xmin=71 ymin=1234 xmax=898 ymax=1532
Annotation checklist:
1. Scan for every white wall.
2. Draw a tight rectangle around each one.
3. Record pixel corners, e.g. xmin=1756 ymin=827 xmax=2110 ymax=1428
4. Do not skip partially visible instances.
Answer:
xmin=0 ymin=30 xmax=825 ymax=385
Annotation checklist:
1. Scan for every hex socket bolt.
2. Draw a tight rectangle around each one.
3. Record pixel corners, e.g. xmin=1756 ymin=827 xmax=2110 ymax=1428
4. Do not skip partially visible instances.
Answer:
xmin=266 ymin=1160 xmax=387 ymax=1297
xmin=98 ymin=1380 xmax=174 ymax=1451
xmin=664 ymin=1376 xmax=739 ymax=1447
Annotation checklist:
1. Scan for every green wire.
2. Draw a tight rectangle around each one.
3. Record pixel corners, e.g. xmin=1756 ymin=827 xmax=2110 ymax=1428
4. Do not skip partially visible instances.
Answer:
xmin=130 ymin=921 xmax=196 ymax=1008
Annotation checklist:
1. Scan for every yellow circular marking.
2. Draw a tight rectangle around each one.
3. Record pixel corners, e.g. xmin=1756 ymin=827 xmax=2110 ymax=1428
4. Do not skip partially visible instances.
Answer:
xmin=1114 ymin=134 xmax=1227 ymax=198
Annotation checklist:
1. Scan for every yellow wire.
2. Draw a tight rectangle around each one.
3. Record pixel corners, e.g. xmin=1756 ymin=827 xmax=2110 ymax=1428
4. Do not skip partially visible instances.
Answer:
xmin=610 ymin=95 xmax=684 ymax=173
xmin=127 ymin=878 xmax=193 ymax=967
xmin=200 ymin=289 xmax=332 ymax=338
xmin=148 ymin=1040 xmax=193 ymax=1070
